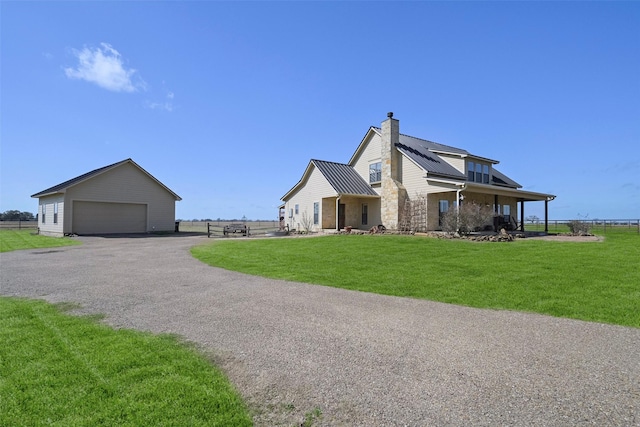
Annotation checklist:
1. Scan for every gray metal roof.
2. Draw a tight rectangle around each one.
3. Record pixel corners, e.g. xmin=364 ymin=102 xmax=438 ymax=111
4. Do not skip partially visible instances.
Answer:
xmin=396 ymin=135 xmax=467 ymax=180
xmin=491 ymin=168 xmax=521 ymax=188
xmin=312 ymin=160 xmax=378 ymax=196
xmin=398 ymin=133 xmax=469 ymax=156
xmin=31 ymin=158 xmax=182 ymax=200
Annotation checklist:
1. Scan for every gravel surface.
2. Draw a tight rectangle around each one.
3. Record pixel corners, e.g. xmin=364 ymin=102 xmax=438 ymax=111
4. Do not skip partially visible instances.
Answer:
xmin=1 ymin=234 xmax=638 ymax=426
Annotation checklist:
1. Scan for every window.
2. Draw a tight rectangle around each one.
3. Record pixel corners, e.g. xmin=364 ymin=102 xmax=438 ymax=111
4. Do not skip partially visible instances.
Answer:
xmin=467 ymin=161 xmax=475 ymax=181
xmin=483 ymin=165 xmax=490 ymax=184
xmin=503 ymin=205 xmax=511 ymax=216
xmin=475 ymin=163 xmax=482 ymax=183
xmin=53 ymin=202 xmax=58 ymax=224
xmin=289 ymin=208 xmax=293 ymax=218
xmin=361 ymin=203 xmax=368 ymax=225
xmin=313 ymin=202 xmax=319 ymax=225
xmin=294 ymin=204 xmax=299 ymax=215
xmin=439 ymin=200 xmax=449 ymax=226
xmin=369 ymin=162 xmax=382 ymax=183
xmin=41 ymin=204 xmax=46 ymax=224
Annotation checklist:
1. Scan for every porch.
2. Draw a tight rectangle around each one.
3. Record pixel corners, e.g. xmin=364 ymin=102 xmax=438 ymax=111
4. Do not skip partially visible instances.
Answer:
xmin=427 ymin=184 xmax=555 ymax=233
xmin=320 ymin=195 xmax=380 ymax=231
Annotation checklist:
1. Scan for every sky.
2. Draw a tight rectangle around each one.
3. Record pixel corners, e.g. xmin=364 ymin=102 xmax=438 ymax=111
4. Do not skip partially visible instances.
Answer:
xmin=1 ymin=1 xmax=639 ymax=221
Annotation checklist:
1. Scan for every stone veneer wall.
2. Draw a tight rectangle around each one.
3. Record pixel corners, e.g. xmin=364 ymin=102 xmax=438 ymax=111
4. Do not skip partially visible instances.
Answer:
xmin=380 ymin=116 xmax=408 ymax=230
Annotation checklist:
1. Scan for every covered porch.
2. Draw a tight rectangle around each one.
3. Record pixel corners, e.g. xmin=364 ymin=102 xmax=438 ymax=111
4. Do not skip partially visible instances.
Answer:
xmin=320 ymin=194 xmax=381 ymax=231
xmin=424 ymin=181 xmax=555 ymax=233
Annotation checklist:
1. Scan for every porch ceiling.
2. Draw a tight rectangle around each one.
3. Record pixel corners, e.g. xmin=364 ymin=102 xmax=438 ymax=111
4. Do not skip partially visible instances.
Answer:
xmin=465 ymin=183 xmax=554 ymax=202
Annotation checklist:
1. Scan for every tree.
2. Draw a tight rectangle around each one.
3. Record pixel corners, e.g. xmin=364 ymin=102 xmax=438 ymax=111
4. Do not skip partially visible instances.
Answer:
xmin=525 ymin=215 xmax=539 ymax=225
xmin=0 ymin=210 xmax=35 ymax=221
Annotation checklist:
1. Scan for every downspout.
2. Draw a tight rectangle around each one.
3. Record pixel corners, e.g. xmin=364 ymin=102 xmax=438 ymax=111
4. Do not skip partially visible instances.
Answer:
xmin=456 ymin=183 xmax=467 ymax=233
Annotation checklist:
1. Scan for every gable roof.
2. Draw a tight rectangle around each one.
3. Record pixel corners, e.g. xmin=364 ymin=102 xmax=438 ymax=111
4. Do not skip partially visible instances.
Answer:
xmin=31 ymin=158 xmax=182 ymax=200
xmin=312 ymin=160 xmax=378 ymax=196
xmin=281 ymin=159 xmax=378 ymax=201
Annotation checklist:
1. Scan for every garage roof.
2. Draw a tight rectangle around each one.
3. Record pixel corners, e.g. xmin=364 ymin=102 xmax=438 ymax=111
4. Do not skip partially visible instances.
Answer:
xmin=31 ymin=158 xmax=182 ymax=200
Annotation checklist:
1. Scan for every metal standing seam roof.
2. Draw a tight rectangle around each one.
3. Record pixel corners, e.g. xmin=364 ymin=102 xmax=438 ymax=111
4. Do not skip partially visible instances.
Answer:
xmin=31 ymin=158 xmax=182 ymax=200
xmin=311 ymin=160 xmax=379 ymax=196
xmin=490 ymin=168 xmax=521 ymax=188
xmin=396 ymin=134 xmax=467 ymax=180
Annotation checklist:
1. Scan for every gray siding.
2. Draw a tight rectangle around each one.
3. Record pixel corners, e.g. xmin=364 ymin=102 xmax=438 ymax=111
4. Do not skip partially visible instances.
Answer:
xmin=65 ymin=162 xmax=176 ymax=232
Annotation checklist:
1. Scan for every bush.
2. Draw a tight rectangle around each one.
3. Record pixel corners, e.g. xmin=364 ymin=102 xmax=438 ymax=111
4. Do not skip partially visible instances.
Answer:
xmin=567 ymin=220 xmax=591 ymax=235
xmin=441 ymin=202 xmax=495 ymax=235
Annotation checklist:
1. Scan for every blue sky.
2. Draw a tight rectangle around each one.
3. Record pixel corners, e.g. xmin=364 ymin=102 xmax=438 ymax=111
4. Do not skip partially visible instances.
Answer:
xmin=2 ymin=1 xmax=639 ymax=221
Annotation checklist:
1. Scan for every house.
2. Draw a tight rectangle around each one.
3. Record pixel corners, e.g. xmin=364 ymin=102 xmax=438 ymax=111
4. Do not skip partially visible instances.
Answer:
xmin=281 ymin=113 xmax=555 ymax=233
xmin=31 ymin=158 xmax=181 ymax=236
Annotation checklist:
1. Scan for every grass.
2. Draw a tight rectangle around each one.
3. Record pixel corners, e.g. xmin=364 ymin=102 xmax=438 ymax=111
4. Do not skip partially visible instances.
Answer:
xmin=0 ymin=297 xmax=252 ymax=426
xmin=191 ymin=229 xmax=640 ymax=328
xmin=0 ymin=229 xmax=81 ymax=252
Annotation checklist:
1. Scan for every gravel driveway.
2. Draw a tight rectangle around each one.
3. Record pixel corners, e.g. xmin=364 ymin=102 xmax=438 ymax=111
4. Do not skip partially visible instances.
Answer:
xmin=1 ymin=235 xmax=638 ymax=426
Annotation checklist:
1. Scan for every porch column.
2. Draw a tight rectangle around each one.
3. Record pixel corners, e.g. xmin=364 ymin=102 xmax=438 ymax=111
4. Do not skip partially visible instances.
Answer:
xmin=520 ymin=199 xmax=525 ymax=232
xmin=545 ymin=199 xmax=549 ymax=233
xmin=336 ymin=197 xmax=340 ymax=231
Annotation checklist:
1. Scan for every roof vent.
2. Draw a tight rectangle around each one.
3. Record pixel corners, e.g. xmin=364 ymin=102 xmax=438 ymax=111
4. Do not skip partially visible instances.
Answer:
xmin=387 ymin=112 xmax=394 ymax=118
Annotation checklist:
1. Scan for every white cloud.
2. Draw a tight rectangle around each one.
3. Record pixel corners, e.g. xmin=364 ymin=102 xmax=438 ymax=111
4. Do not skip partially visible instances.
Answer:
xmin=145 ymin=90 xmax=175 ymax=112
xmin=65 ymin=43 xmax=146 ymax=92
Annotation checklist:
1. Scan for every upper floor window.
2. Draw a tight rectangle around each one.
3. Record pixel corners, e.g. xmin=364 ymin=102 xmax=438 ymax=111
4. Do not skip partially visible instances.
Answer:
xmin=467 ymin=161 xmax=475 ymax=181
xmin=369 ymin=162 xmax=381 ymax=183
xmin=467 ymin=161 xmax=490 ymax=184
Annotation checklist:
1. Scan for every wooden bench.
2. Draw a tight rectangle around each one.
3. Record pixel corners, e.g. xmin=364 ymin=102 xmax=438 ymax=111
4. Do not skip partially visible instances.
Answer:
xmin=223 ymin=223 xmax=249 ymax=236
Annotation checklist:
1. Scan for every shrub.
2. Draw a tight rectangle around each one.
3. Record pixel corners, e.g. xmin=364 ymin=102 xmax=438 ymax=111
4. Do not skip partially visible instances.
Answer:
xmin=567 ymin=219 xmax=591 ymax=235
xmin=441 ymin=202 xmax=495 ymax=235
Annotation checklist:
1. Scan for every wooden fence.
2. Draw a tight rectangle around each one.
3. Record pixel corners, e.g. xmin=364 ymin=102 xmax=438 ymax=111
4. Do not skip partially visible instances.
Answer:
xmin=524 ymin=219 xmax=639 ymax=234
xmin=177 ymin=220 xmax=279 ymax=237
xmin=0 ymin=220 xmax=38 ymax=230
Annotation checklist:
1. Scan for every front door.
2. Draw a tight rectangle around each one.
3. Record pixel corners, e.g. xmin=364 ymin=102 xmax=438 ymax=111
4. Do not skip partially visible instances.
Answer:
xmin=338 ymin=203 xmax=346 ymax=230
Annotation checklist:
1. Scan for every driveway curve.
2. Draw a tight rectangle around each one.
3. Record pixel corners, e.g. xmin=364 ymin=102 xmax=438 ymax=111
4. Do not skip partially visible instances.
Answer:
xmin=1 ymin=235 xmax=638 ymax=426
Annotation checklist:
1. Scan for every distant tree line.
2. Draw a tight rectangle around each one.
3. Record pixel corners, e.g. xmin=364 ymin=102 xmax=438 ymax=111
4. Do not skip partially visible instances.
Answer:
xmin=0 ymin=210 xmax=36 ymax=221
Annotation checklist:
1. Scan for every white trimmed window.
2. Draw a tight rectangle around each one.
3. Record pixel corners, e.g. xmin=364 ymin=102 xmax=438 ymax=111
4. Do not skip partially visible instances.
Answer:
xmin=369 ymin=162 xmax=381 ymax=183
xmin=313 ymin=202 xmax=319 ymax=225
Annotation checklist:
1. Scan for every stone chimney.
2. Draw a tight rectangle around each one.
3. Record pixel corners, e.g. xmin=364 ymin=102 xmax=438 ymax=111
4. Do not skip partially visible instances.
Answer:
xmin=380 ymin=112 xmax=406 ymax=229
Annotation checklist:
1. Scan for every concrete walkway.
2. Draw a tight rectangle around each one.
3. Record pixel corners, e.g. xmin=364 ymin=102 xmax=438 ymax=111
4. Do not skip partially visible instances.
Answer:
xmin=1 ymin=235 xmax=638 ymax=426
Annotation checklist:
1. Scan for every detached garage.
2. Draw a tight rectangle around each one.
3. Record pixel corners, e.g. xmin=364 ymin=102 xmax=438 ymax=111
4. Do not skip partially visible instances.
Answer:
xmin=31 ymin=159 xmax=181 ymax=236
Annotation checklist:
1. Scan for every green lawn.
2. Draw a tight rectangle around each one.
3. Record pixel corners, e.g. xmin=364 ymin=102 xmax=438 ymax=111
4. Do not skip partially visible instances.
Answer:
xmin=0 ymin=297 xmax=252 ymax=426
xmin=0 ymin=229 xmax=81 ymax=252
xmin=192 ymin=230 xmax=640 ymax=328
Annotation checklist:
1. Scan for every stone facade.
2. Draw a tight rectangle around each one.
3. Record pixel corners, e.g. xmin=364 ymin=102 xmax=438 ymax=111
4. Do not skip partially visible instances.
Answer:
xmin=380 ymin=113 xmax=407 ymax=230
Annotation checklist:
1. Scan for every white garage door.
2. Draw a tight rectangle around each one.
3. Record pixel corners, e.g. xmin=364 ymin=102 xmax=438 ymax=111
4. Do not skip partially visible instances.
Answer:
xmin=73 ymin=201 xmax=147 ymax=234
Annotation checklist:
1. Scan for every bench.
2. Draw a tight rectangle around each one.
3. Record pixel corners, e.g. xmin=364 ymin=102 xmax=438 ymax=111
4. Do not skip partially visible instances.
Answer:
xmin=223 ymin=223 xmax=249 ymax=236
